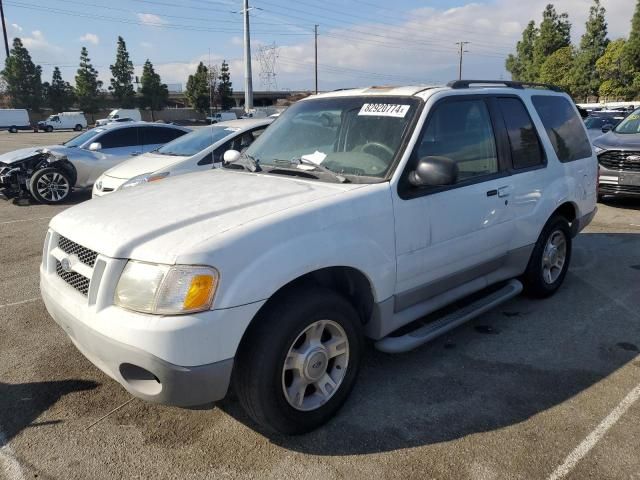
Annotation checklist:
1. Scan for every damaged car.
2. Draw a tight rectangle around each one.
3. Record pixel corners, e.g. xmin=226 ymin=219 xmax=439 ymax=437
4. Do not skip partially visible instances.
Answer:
xmin=0 ymin=122 xmax=190 ymax=204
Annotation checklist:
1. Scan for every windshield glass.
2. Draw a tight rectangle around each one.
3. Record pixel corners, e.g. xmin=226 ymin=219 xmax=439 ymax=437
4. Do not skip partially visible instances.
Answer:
xmin=157 ymin=126 xmax=236 ymax=156
xmin=585 ymin=116 xmax=617 ymax=128
xmin=243 ymin=96 xmax=421 ymax=180
xmin=47 ymin=115 xmax=56 ymax=121
xmin=614 ymin=109 xmax=640 ymax=134
xmin=62 ymin=128 xmax=103 ymax=147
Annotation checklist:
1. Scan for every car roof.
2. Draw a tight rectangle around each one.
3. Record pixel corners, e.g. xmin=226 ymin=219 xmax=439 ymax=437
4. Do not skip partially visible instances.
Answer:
xmin=214 ymin=118 xmax=274 ymax=129
xmin=99 ymin=121 xmax=190 ymax=132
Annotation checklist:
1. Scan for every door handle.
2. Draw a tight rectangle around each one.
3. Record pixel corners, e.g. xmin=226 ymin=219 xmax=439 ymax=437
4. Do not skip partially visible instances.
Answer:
xmin=498 ymin=186 xmax=511 ymax=198
xmin=486 ymin=189 xmax=497 ymax=197
xmin=131 ymin=152 xmax=141 ymax=156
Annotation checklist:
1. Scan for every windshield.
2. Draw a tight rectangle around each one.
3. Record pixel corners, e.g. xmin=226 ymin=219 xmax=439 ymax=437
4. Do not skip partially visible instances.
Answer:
xmin=584 ymin=116 xmax=618 ymax=128
xmin=157 ymin=126 xmax=236 ymax=156
xmin=614 ymin=109 xmax=640 ymax=134
xmin=62 ymin=128 xmax=103 ymax=148
xmin=242 ymin=96 xmax=420 ymax=181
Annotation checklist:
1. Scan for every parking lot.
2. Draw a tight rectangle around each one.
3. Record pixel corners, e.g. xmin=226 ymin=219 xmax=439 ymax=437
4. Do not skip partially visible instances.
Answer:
xmin=0 ymin=130 xmax=639 ymax=480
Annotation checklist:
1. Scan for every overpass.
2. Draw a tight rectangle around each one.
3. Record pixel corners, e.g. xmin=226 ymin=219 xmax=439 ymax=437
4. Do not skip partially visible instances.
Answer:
xmin=167 ymin=90 xmax=311 ymax=108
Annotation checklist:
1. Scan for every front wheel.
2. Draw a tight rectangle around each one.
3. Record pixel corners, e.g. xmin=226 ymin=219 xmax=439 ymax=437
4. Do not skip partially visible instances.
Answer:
xmin=29 ymin=167 xmax=72 ymax=204
xmin=233 ymin=288 xmax=363 ymax=434
xmin=521 ymin=214 xmax=572 ymax=298
xmin=46 ymin=126 xmax=53 ymax=133
xmin=8 ymin=126 xmax=17 ymax=133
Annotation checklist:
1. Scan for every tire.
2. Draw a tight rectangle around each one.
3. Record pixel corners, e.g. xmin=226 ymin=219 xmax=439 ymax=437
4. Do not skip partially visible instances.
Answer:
xmin=8 ymin=126 xmax=17 ymax=133
xmin=46 ymin=126 xmax=53 ymax=133
xmin=74 ymin=124 xmax=83 ymax=131
xmin=29 ymin=167 xmax=72 ymax=204
xmin=521 ymin=214 xmax=572 ymax=298
xmin=233 ymin=287 xmax=363 ymax=435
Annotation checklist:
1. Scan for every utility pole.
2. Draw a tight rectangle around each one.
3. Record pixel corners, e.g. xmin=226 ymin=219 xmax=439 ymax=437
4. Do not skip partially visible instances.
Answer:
xmin=456 ymin=41 xmax=470 ymax=80
xmin=314 ymin=24 xmax=319 ymax=94
xmin=243 ymin=0 xmax=253 ymax=112
xmin=0 ymin=0 xmax=9 ymax=59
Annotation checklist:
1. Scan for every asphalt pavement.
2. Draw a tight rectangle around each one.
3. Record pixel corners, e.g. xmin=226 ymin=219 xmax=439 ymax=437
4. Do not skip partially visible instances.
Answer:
xmin=0 ymin=130 xmax=639 ymax=480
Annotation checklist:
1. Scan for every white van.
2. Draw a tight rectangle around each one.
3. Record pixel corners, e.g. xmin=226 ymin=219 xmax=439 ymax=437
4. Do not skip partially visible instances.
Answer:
xmin=206 ymin=112 xmax=237 ymax=124
xmin=0 ymin=109 xmax=31 ymax=133
xmin=95 ymin=109 xmax=142 ymax=127
xmin=38 ymin=112 xmax=87 ymax=132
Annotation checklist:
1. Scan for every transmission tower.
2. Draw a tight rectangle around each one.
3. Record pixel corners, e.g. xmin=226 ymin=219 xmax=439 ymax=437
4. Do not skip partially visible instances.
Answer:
xmin=256 ymin=43 xmax=278 ymax=91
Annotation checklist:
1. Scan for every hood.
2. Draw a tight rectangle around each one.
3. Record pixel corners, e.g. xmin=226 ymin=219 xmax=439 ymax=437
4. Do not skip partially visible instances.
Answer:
xmin=50 ymin=169 xmax=365 ymax=263
xmin=0 ymin=145 xmax=64 ymax=164
xmin=103 ymin=151 xmax=189 ymax=179
xmin=593 ymin=131 xmax=640 ymax=150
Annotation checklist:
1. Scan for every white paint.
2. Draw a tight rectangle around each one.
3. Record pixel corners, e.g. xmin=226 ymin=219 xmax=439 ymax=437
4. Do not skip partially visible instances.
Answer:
xmin=547 ymin=380 xmax=640 ymax=480
xmin=0 ymin=298 xmax=40 ymax=309
xmin=0 ymin=217 xmax=50 ymax=226
xmin=0 ymin=430 xmax=26 ymax=480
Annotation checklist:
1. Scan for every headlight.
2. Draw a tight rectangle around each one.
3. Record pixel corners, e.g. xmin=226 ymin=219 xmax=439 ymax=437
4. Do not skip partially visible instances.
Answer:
xmin=119 ymin=171 xmax=170 ymax=190
xmin=593 ymin=145 xmax=606 ymax=155
xmin=114 ymin=261 xmax=219 ymax=314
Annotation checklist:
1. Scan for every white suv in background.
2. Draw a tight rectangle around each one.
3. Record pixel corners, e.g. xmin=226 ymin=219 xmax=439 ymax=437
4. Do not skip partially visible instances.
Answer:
xmin=41 ymin=81 xmax=596 ymax=435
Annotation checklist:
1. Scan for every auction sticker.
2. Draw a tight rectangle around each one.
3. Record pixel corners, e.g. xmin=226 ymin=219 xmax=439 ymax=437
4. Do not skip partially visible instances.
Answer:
xmin=358 ymin=103 xmax=410 ymax=118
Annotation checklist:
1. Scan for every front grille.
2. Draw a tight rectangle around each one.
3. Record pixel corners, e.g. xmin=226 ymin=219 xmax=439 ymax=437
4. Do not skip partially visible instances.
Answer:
xmin=599 ymin=151 xmax=640 ymax=172
xmin=600 ymin=184 xmax=640 ymax=196
xmin=56 ymin=260 xmax=90 ymax=295
xmin=57 ymin=236 xmax=98 ymax=267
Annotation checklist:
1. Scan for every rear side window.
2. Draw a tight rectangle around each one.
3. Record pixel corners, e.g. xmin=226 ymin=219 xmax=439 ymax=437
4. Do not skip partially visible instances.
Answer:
xmin=416 ymin=99 xmax=498 ymax=183
xmin=531 ymin=96 xmax=591 ymax=162
xmin=99 ymin=128 xmax=139 ymax=149
xmin=140 ymin=127 xmax=186 ymax=145
xmin=497 ymin=98 xmax=544 ymax=169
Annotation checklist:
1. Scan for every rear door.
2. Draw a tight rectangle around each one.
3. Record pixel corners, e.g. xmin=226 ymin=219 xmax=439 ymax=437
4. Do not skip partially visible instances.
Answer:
xmin=140 ymin=126 xmax=186 ymax=153
xmin=393 ymin=95 xmax=514 ymax=308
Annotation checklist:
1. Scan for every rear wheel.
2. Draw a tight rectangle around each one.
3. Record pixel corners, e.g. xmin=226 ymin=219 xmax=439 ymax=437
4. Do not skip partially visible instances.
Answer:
xmin=46 ymin=125 xmax=53 ymax=133
xmin=521 ymin=215 xmax=572 ymax=298
xmin=29 ymin=167 xmax=72 ymax=204
xmin=74 ymin=124 xmax=83 ymax=131
xmin=234 ymin=287 xmax=363 ymax=434
xmin=8 ymin=126 xmax=17 ymax=133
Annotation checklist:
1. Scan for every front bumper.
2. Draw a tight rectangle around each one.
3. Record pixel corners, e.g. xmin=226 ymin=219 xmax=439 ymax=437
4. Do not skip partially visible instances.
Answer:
xmin=92 ymin=175 xmax=127 ymax=197
xmin=598 ymin=166 xmax=640 ymax=198
xmin=43 ymin=282 xmax=233 ymax=406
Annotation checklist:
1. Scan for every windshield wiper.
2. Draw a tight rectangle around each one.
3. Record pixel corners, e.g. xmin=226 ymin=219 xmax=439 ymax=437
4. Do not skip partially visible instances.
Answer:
xmin=226 ymin=152 xmax=261 ymax=172
xmin=294 ymin=157 xmax=348 ymax=183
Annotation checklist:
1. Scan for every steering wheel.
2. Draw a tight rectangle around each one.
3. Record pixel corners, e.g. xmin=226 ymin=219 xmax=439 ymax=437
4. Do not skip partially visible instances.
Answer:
xmin=361 ymin=142 xmax=395 ymax=161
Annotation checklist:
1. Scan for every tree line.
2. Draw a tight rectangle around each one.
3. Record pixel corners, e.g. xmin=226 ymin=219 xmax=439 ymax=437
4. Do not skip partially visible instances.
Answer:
xmin=506 ymin=0 xmax=640 ymax=101
xmin=0 ymin=36 xmax=234 ymax=115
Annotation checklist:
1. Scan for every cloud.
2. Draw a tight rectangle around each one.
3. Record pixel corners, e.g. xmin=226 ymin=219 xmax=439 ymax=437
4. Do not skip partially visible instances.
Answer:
xmin=137 ymin=13 xmax=168 ymax=26
xmin=20 ymin=30 xmax=64 ymax=57
xmin=140 ymin=41 xmax=153 ymax=48
xmin=79 ymin=33 xmax=99 ymax=45
xmin=10 ymin=23 xmax=22 ymax=33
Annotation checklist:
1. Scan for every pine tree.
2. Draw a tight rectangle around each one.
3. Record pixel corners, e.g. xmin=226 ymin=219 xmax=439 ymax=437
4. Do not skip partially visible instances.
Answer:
xmin=539 ymin=46 xmax=576 ymax=93
xmin=139 ymin=59 xmax=168 ymax=118
xmin=506 ymin=21 xmax=538 ymax=81
xmin=623 ymin=0 xmax=640 ymax=95
xmin=1 ymin=38 xmax=43 ymax=110
xmin=217 ymin=60 xmax=234 ymax=110
xmin=75 ymin=47 xmax=103 ymax=114
xmin=596 ymin=39 xmax=635 ymax=100
xmin=185 ymin=62 xmax=209 ymax=113
xmin=571 ymin=0 xmax=609 ymax=100
xmin=109 ymin=36 xmax=136 ymax=108
xmin=532 ymin=4 xmax=571 ymax=78
xmin=45 ymin=67 xmax=75 ymax=112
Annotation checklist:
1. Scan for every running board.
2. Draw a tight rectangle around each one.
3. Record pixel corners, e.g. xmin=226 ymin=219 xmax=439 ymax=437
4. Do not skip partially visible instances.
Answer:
xmin=375 ymin=279 xmax=523 ymax=354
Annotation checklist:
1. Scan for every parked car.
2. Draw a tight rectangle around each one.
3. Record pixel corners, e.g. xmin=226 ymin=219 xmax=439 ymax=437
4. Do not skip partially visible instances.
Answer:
xmin=0 ymin=109 xmax=31 ymax=133
xmin=95 ymin=109 xmax=142 ymax=126
xmin=584 ymin=113 xmax=624 ymax=142
xmin=0 ymin=122 xmax=189 ymax=203
xmin=93 ymin=118 xmax=272 ymax=197
xmin=206 ymin=112 xmax=237 ymax=124
xmin=41 ymin=81 xmax=596 ymax=434
xmin=593 ymin=108 xmax=640 ymax=199
xmin=38 ymin=112 xmax=87 ymax=132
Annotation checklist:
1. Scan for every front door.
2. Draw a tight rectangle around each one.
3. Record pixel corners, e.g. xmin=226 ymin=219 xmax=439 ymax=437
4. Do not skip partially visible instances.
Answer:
xmin=393 ymin=96 xmax=513 ymax=308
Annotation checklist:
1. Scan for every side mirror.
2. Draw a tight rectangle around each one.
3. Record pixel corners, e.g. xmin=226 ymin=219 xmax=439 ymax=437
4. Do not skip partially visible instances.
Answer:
xmin=88 ymin=142 xmax=102 ymax=151
xmin=408 ymin=156 xmax=458 ymax=187
xmin=601 ymin=124 xmax=613 ymax=133
xmin=223 ymin=149 xmax=241 ymax=164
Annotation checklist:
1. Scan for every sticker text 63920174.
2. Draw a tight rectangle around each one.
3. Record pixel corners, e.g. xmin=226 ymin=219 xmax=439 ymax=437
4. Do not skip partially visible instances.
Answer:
xmin=358 ymin=103 xmax=410 ymax=118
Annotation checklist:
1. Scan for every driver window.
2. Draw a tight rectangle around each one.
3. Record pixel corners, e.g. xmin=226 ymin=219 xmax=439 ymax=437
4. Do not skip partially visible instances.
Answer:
xmin=416 ymin=99 xmax=498 ymax=183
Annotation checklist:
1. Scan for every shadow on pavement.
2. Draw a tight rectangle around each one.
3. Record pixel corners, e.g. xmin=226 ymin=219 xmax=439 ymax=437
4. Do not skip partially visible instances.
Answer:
xmin=0 ymin=380 xmax=98 ymax=443
xmin=220 ymin=232 xmax=640 ymax=454
xmin=599 ymin=196 xmax=640 ymax=211
xmin=10 ymin=190 xmax=91 ymax=207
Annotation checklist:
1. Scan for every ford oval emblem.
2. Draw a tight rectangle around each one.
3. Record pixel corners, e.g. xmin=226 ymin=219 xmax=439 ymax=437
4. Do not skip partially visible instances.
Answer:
xmin=60 ymin=257 xmax=72 ymax=272
xmin=627 ymin=155 xmax=640 ymax=162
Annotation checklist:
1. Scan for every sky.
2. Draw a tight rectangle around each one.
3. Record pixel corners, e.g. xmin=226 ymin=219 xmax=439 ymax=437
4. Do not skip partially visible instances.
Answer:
xmin=1 ymin=0 xmax=636 ymax=92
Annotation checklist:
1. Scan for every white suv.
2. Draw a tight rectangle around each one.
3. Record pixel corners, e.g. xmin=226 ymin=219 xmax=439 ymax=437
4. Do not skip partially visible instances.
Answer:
xmin=40 ymin=81 xmax=597 ymax=434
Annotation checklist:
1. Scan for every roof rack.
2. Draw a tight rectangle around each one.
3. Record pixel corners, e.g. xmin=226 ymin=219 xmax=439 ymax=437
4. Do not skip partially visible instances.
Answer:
xmin=447 ymin=80 xmax=565 ymax=92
